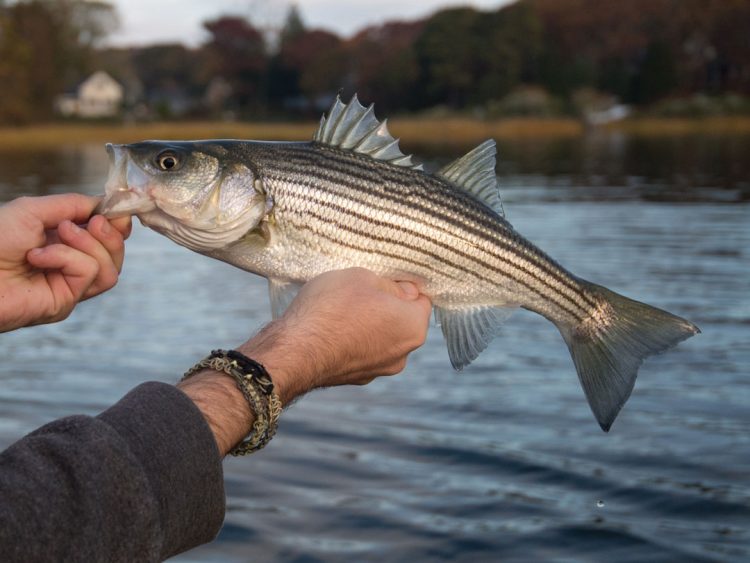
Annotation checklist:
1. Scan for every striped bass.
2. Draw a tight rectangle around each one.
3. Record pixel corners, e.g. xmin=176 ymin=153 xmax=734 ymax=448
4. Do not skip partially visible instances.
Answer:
xmin=97 ymin=95 xmax=699 ymax=431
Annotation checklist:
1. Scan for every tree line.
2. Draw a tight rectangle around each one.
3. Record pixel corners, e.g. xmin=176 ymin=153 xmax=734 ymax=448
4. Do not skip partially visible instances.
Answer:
xmin=1 ymin=0 xmax=749 ymax=124
xmin=0 ymin=0 xmax=117 ymax=123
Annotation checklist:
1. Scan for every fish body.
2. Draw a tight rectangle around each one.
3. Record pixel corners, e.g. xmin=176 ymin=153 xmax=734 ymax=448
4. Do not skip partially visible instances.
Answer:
xmin=98 ymin=95 xmax=699 ymax=431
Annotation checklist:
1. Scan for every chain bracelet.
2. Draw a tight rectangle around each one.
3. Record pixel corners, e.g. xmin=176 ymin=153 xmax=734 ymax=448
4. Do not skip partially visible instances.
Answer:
xmin=182 ymin=350 xmax=282 ymax=456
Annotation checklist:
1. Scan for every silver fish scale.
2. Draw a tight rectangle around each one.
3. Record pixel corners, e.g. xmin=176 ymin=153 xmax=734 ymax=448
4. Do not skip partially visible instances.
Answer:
xmin=97 ymin=112 xmax=699 ymax=430
xmin=243 ymin=143 xmax=594 ymax=326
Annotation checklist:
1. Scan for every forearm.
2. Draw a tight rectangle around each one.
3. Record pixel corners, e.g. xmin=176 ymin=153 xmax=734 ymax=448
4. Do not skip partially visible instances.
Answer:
xmin=0 ymin=383 xmax=224 ymax=562
xmin=177 ymin=273 xmax=431 ymax=459
xmin=177 ymin=319 xmax=316 ymax=457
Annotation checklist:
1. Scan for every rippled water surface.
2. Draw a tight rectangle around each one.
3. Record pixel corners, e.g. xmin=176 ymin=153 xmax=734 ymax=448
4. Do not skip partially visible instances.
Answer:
xmin=0 ymin=133 xmax=748 ymax=562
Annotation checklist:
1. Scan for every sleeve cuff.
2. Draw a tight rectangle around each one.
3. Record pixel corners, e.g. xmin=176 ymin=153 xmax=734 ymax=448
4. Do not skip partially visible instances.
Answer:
xmin=97 ymin=381 xmax=225 ymax=559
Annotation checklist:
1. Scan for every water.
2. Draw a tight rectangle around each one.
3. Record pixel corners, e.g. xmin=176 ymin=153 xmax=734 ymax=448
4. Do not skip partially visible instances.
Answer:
xmin=0 ymin=133 xmax=748 ymax=562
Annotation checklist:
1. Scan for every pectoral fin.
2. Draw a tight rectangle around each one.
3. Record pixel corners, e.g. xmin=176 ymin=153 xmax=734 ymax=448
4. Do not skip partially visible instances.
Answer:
xmin=268 ymin=278 xmax=302 ymax=319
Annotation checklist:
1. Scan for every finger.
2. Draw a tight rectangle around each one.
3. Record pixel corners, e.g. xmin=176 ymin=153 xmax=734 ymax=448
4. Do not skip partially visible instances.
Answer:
xmin=15 ymin=194 xmax=100 ymax=229
xmin=395 ymin=281 xmax=420 ymax=300
xmin=43 ymin=228 xmax=62 ymax=246
xmin=27 ymin=244 xmax=100 ymax=305
xmin=57 ymin=220 xmax=119 ymax=297
xmin=109 ymin=215 xmax=133 ymax=240
xmin=413 ymin=294 xmax=433 ymax=317
xmin=375 ymin=273 xmax=425 ymax=301
xmin=400 ymin=295 xmax=432 ymax=350
xmin=87 ymin=215 xmax=127 ymax=272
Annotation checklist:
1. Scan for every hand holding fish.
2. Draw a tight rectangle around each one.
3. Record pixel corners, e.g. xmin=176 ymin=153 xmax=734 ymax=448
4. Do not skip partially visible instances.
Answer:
xmin=242 ymin=268 xmax=432 ymax=397
xmin=179 ymin=268 xmax=432 ymax=455
xmin=0 ymin=194 xmax=131 ymax=332
xmin=98 ymin=94 xmax=699 ymax=431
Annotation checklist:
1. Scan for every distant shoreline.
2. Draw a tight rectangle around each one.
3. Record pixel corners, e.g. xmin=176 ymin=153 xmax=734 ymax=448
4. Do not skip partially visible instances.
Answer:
xmin=1 ymin=116 xmax=749 ymax=150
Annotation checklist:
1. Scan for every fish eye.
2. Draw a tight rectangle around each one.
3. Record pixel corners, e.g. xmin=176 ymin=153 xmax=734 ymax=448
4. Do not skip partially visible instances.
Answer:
xmin=156 ymin=151 xmax=180 ymax=171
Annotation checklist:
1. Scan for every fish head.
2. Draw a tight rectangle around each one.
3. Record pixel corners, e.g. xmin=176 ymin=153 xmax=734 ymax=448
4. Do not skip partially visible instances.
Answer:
xmin=97 ymin=141 xmax=268 ymax=252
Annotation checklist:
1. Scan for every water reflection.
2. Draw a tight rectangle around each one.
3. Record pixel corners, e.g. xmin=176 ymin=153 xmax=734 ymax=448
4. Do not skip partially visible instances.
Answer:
xmin=492 ymin=131 xmax=749 ymax=202
xmin=1 ymin=131 xmax=749 ymax=203
xmin=0 ymin=131 xmax=748 ymax=562
xmin=0 ymin=144 xmax=107 ymax=200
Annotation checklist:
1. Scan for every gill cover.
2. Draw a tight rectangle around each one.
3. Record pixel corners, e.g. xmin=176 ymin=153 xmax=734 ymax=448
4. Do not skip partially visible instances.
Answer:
xmin=98 ymin=141 xmax=268 ymax=252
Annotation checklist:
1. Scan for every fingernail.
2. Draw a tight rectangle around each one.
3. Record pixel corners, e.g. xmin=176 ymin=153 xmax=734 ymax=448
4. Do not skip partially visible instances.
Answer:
xmin=100 ymin=218 xmax=111 ymax=234
xmin=28 ymin=248 xmax=44 ymax=257
xmin=397 ymin=281 xmax=419 ymax=299
xmin=67 ymin=221 xmax=82 ymax=234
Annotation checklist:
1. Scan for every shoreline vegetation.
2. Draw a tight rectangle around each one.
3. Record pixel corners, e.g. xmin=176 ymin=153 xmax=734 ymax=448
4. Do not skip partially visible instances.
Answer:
xmin=1 ymin=116 xmax=750 ymax=151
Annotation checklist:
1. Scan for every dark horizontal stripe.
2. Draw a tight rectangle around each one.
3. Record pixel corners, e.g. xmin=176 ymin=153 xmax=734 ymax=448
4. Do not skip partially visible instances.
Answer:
xmin=283 ymin=211 xmax=459 ymax=283
xmin=283 ymin=189 xmax=587 ymax=322
xmin=277 ymin=171 xmax=591 ymax=320
xmin=262 ymin=147 xmax=594 ymax=311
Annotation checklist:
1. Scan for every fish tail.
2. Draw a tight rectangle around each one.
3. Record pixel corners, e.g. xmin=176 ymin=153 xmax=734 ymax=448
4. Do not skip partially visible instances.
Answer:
xmin=558 ymin=282 xmax=699 ymax=432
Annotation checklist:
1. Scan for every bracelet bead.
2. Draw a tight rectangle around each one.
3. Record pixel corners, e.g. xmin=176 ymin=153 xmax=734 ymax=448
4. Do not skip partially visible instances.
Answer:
xmin=182 ymin=349 xmax=282 ymax=455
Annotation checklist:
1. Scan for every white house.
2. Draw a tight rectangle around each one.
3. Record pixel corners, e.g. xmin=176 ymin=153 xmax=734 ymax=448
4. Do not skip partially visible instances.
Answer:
xmin=56 ymin=71 xmax=124 ymax=118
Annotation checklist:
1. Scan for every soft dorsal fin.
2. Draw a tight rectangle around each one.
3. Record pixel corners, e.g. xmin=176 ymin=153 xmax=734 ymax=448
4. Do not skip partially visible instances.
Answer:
xmin=436 ymin=140 xmax=504 ymax=217
xmin=313 ymin=94 xmax=423 ymax=171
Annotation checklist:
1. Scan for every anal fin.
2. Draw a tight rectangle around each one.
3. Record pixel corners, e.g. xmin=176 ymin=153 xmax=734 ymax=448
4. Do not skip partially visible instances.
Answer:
xmin=435 ymin=305 xmax=515 ymax=370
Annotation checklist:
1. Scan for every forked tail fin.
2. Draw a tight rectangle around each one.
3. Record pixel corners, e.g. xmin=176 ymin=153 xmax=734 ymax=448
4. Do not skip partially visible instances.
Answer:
xmin=558 ymin=282 xmax=700 ymax=432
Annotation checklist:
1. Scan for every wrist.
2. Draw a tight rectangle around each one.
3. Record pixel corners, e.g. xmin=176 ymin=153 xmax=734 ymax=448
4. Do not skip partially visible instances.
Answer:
xmin=177 ymin=321 xmax=324 ymax=457
xmin=235 ymin=319 xmax=320 ymax=405
xmin=177 ymin=334 xmax=306 ymax=457
xmin=177 ymin=370 xmax=252 ymax=457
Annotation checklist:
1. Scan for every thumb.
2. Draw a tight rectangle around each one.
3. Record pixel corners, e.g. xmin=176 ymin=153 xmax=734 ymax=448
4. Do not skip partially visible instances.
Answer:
xmin=395 ymin=280 xmax=420 ymax=300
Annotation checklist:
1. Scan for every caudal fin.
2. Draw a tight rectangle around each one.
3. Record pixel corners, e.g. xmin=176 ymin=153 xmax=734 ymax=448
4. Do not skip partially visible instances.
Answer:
xmin=558 ymin=283 xmax=699 ymax=432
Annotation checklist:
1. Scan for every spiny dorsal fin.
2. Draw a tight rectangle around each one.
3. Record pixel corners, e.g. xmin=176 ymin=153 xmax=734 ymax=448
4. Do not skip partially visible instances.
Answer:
xmin=313 ymin=94 xmax=423 ymax=171
xmin=436 ymin=140 xmax=504 ymax=217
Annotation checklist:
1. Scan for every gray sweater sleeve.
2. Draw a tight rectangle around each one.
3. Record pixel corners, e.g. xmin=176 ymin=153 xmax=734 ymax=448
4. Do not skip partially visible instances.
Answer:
xmin=0 ymin=382 xmax=226 ymax=562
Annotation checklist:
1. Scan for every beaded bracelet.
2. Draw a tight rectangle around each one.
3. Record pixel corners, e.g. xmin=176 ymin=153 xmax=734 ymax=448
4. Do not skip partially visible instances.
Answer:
xmin=182 ymin=349 xmax=282 ymax=456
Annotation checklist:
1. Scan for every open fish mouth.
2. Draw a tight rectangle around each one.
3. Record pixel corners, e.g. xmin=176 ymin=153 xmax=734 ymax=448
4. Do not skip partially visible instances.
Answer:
xmin=95 ymin=189 xmax=156 ymax=218
xmin=91 ymin=94 xmax=700 ymax=432
xmin=95 ymin=143 xmax=157 ymax=218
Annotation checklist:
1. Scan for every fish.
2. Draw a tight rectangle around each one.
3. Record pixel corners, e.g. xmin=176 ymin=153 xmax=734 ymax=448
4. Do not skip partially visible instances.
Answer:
xmin=97 ymin=94 xmax=699 ymax=431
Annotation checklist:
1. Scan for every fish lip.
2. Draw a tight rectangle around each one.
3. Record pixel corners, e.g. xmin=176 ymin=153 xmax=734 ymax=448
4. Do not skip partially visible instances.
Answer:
xmin=96 ymin=143 xmax=157 ymax=218
xmin=95 ymin=189 xmax=156 ymax=218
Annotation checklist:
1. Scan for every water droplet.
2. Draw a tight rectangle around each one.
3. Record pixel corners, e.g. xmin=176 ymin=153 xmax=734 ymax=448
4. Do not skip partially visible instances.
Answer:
xmin=596 ymin=500 xmax=605 ymax=508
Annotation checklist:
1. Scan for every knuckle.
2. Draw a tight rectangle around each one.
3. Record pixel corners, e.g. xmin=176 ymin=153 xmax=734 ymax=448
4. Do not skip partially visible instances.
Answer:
xmin=14 ymin=196 xmax=31 ymax=208
xmin=103 ymin=232 xmax=124 ymax=253
xmin=117 ymin=219 xmax=133 ymax=239
xmin=79 ymin=257 xmax=101 ymax=284
xmin=347 ymin=267 xmax=373 ymax=283
xmin=405 ymin=331 xmax=426 ymax=351
xmin=51 ymin=304 xmax=73 ymax=323
xmin=412 ymin=328 xmax=428 ymax=348
xmin=102 ymin=269 xmax=119 ymax=290
xmin=390 ymin=358 xmax=407 ymax=374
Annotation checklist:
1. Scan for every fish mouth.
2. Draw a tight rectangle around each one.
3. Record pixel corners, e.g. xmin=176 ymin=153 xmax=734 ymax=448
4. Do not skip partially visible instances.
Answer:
xmin=95 ymin=143 xmax=157 ymax=218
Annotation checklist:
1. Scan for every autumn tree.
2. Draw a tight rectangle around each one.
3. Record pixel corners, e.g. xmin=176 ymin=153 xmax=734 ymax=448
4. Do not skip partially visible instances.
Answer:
xmin=347 ymin=20 xmax=425 ymax=113
xmin=0 ymin=0 xmax=118 ymax=124
xmin=203 ymin=16 xmax=267 ymax=113
xmin=274 ymin=23 xmax=346 ymax=110
xmin=414 ymin=7 xmax=481 ymax=108
xmin=267 ymin=5 xmax=307 ymax=107
xmin=412 ymin=4 xmax=542 ymax=109
xmin=473 ymin=2 xmax=542 ymax=102
xmin=0 ymin=11 xmax=33 ymax=123
xmin=528 ymin=0 xmax=750 ymax=102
